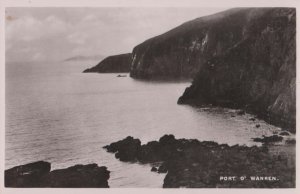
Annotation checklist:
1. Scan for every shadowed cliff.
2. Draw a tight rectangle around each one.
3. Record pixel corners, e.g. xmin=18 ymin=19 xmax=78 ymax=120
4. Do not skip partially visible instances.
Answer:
xmin=177 ymin=8 xmax=296 ymax=132
xmin=83 ymin=53 xmax=132 ymax=73
xmin=130 ymin=8 xmax=260 ymax=79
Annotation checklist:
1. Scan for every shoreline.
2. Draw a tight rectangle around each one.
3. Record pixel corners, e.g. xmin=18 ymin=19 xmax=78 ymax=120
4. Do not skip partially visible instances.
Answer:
xmin=104 ymin=134 xmax=295 ymax=188
xmin=177 ymin=98 xmax=296 ymax=134
xmin=5 ymin=132 xmax=295 ymax=188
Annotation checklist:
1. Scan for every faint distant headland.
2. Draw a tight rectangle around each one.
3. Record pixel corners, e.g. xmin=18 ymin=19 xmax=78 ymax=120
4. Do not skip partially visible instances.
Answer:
xmin=64 ymin=54 xmax=105 ymax=62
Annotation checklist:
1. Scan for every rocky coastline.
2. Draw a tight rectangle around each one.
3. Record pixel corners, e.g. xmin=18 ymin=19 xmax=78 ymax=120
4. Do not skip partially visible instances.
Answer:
xmin=5 ymin=7 xmax=296 ymax=190
xmin=5 ymin=161 xmax=110 ymax=188
xmin=81 ymin=8 xmax=296 ymax=133
xmin=104 ymin=134 xmax=295 ymax=188
xmin=128 ymin=8 xmax=296 ymax=133
xmin=176 ymin=8 xmax=296 ymax=133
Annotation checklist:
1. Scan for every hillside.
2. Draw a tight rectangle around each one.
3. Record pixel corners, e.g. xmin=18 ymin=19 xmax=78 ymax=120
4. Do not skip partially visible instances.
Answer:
xmin=130 ymin=8 xmax=260 ymax=79
xmin=83 ymin=53 xmax=132 ymax=73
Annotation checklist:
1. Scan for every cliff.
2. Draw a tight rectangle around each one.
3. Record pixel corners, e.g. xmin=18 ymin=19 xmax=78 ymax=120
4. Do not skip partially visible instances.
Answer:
xmin=178 ymin=8 xmax=296 ymax=132
xmin=83 ymin=53 xmax=132 ymax=73
xmin=130 ymin=8 xmax=263 ymax=79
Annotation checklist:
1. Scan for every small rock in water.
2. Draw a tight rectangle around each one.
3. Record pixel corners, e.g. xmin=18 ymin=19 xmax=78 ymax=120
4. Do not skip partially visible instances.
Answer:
xmin=249 ymin=118 xmax=256 ymax=121
xmin=255 ymin=124 xmax=260 ymax=128
xmin=151 ymin=167 xmax=158 ymax=172
xmin=158 ymin=164 xmax=168 ymax=173
xmin=252 ymin=135 xmax=283 ymax=144
xmin=279 ymin=131 xmax=290 ymax=136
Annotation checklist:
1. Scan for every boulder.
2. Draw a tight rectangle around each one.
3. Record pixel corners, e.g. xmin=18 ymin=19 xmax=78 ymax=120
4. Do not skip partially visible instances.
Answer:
xmin=5 ymin=161 xmax=51 ymax=187
xmin=103 ymin=136 xmax=141 ymax=161
xmin=5 ymin=162 xmax=110 ymax=188
xmin=40 ymin=164 xmax=110 ymax=188
xmin=151 ymin=167 xmax=158 ymax=172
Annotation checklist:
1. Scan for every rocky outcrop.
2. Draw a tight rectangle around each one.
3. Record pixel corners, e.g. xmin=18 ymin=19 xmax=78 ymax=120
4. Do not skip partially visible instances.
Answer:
xmin=5 ymin=161 xmax=51 ymax=187
xmin=104 ymin=135 xmax=295 ymax=188
xmin=178 ymin=8 xmax=296 ymax=132
xmin=5 ymin=161 xmax=110 ymax=188
xmin=83 ymin=53 xmax=132 ymax=73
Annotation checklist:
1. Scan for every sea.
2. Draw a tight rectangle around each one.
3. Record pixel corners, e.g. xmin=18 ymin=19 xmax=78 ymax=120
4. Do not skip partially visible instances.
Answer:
xmin=5 ymin=60 xmax=285 ymax=187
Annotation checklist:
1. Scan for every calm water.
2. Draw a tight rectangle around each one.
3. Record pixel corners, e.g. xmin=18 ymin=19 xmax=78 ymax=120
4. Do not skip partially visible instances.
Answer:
xmin=6 ymin=61 xmax=285 ymax=187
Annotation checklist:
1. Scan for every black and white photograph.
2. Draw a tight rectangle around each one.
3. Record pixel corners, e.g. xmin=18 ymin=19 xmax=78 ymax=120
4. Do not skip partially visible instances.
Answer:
xmin=0 ymin=0 xmax=298 ymax=192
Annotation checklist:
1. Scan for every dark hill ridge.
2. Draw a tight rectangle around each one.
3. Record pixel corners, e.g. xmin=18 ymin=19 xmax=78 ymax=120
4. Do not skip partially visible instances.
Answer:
xmin=178 ymin=8 xmax=296 ymax=132
xmin=83 ymin=53 xmax=131 ymax=73
xmin=130 ymin=8 xmax=295 ymax=80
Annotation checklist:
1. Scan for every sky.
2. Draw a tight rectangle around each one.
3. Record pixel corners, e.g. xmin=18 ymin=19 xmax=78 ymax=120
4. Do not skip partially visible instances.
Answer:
xmin=5 ymin=7 xmax=228 ymax=62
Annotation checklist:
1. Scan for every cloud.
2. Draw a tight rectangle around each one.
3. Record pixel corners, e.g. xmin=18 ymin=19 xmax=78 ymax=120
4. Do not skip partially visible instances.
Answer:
xmin=5 ymin=7 xmax=229 ymax=62
xmin=67 ymin=32 xmax=88 ymax=45
xmin=6 ymin=12 xmax=70 ymax=61
xmin=6 ymin=14 xmax=68 ymax=42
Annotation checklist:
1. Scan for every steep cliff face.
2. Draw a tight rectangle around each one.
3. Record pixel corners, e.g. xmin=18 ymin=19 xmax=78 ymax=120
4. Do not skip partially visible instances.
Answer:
xmin=178 ymin=8 xmax=296 ymax=131
xmin=83 ymin=53 xmax=132 ymax=73
xmin=130 ymin=8 xmax=270 ymax=79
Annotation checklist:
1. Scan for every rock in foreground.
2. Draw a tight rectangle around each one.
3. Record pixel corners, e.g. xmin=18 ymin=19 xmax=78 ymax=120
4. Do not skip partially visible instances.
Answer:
xmin=5 ymin=161 xmax=51 ymax=187
xmin=104 ymin=135 xmax=295 ymax=188
xmin=83 ymin=53 xmax=131 ymax=73
xmin=5 ymin=161 xmax=110 ymax=188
